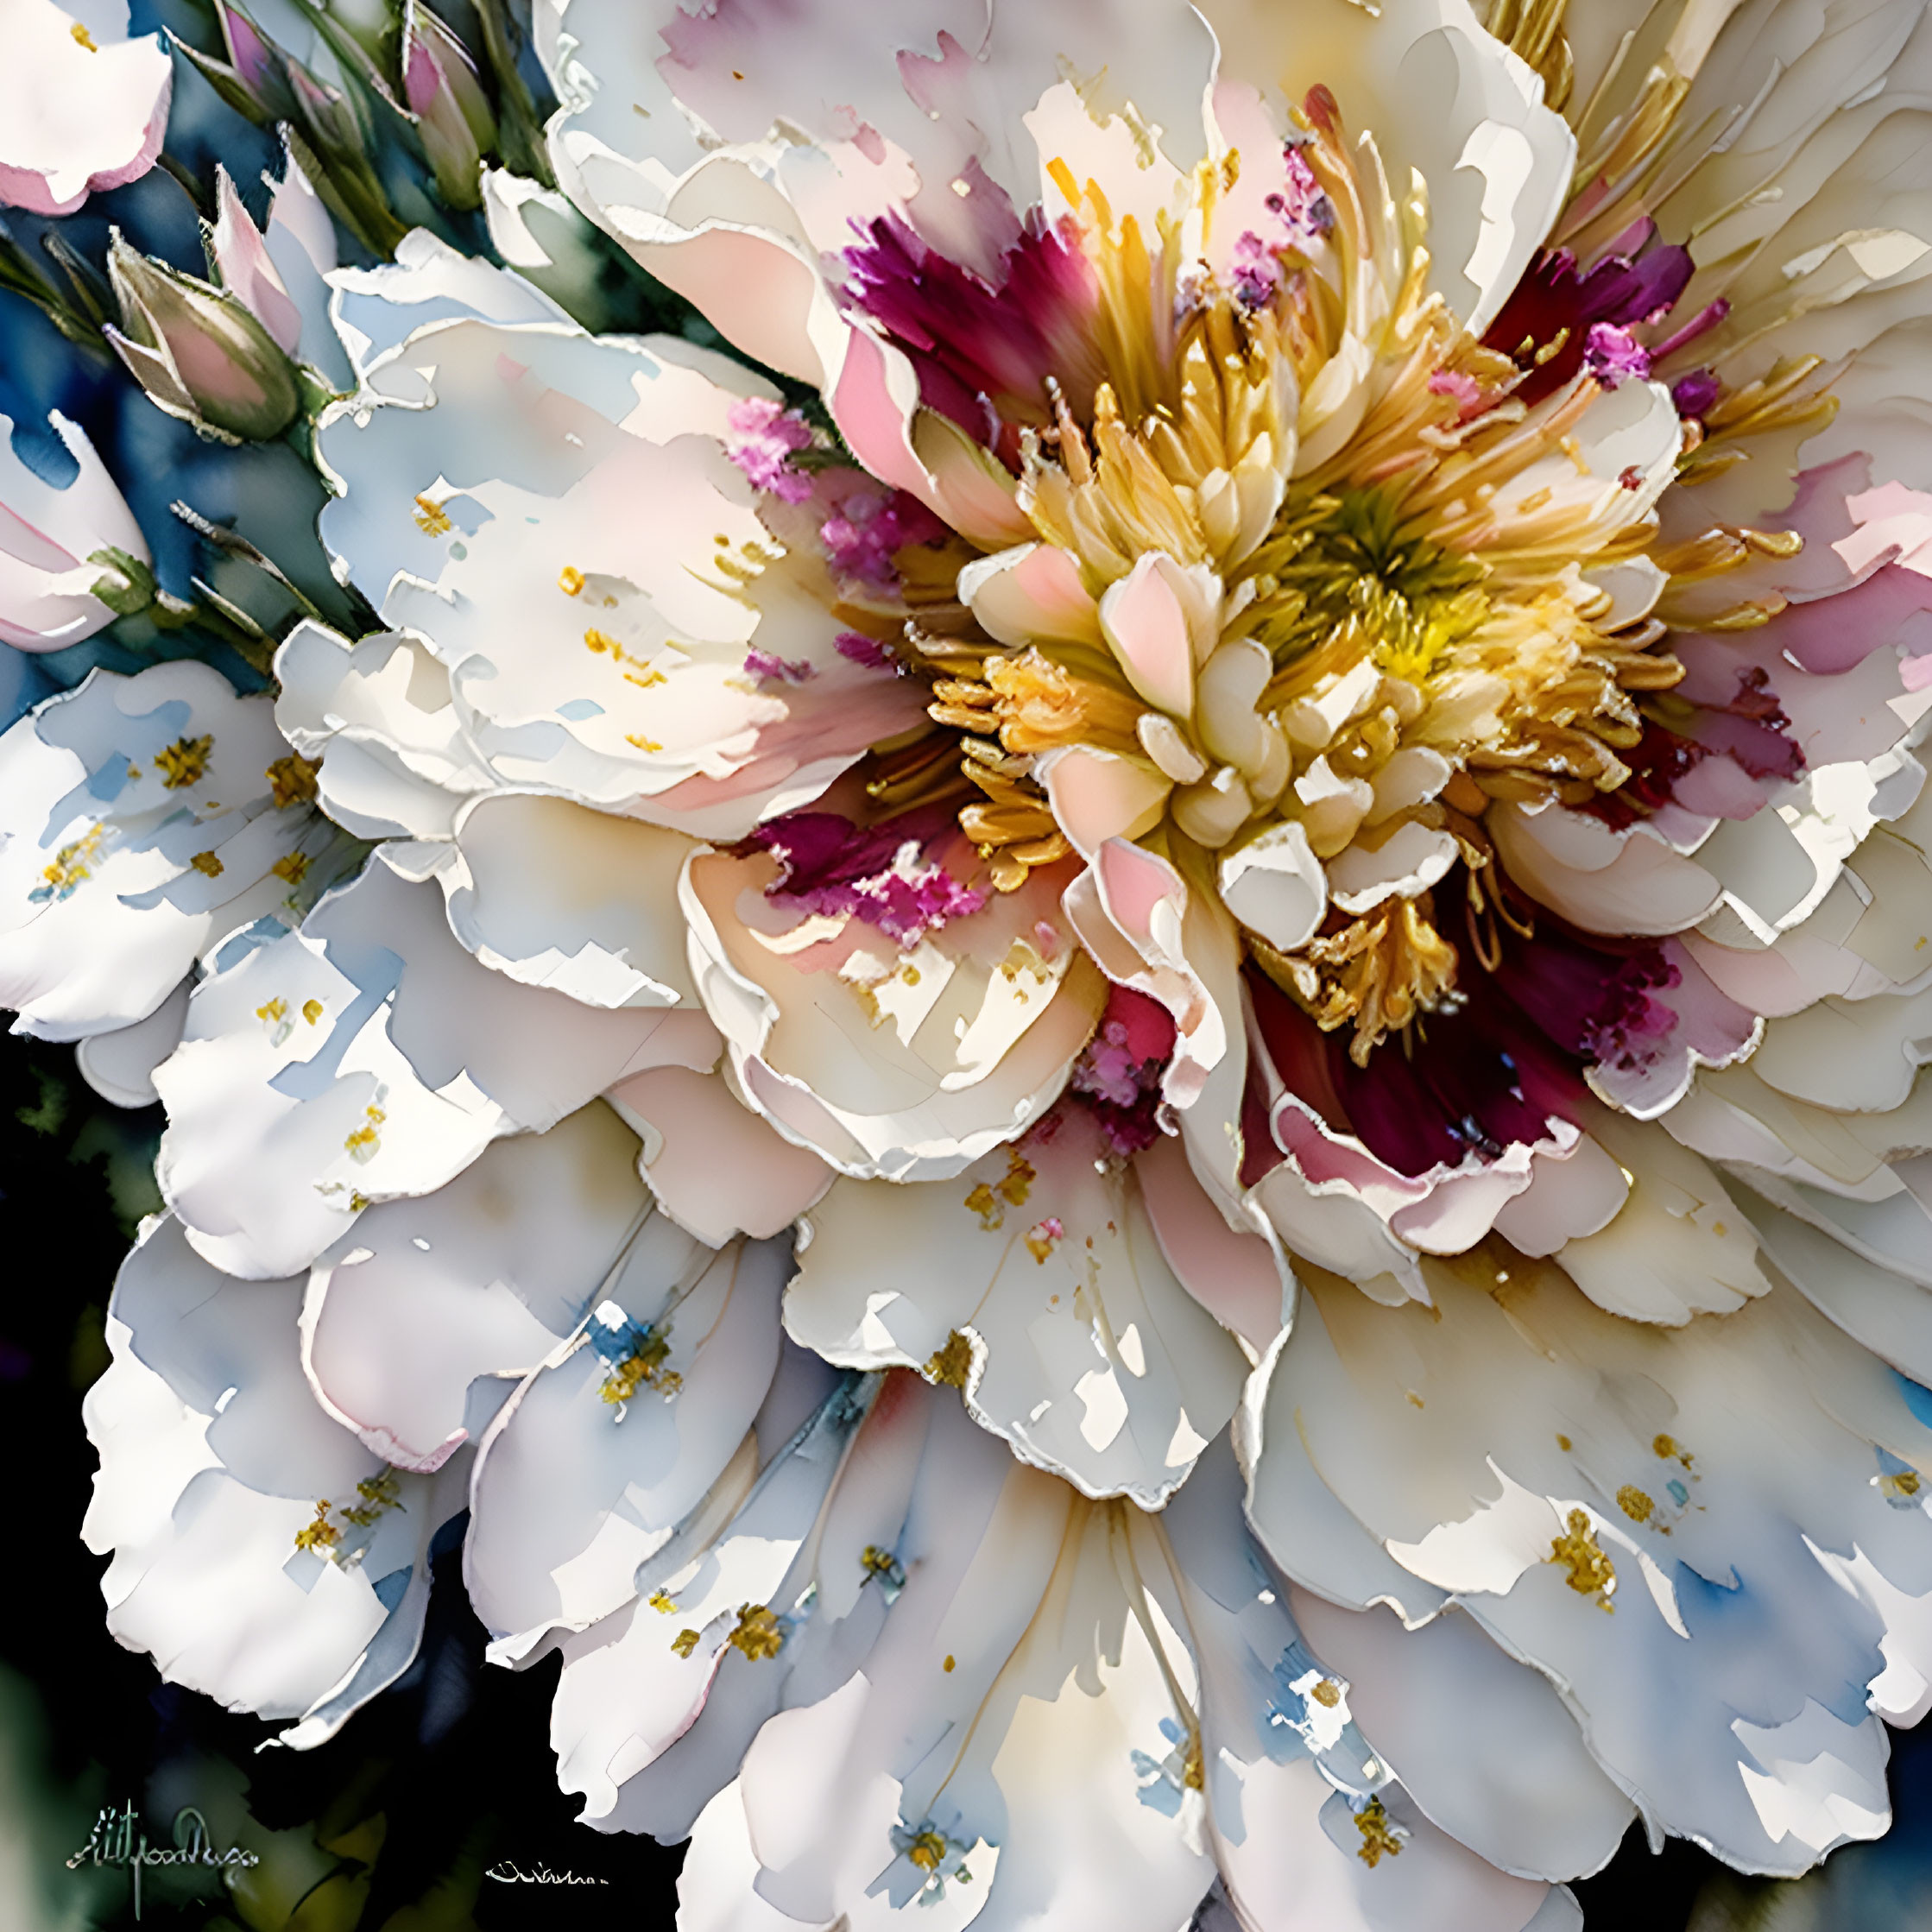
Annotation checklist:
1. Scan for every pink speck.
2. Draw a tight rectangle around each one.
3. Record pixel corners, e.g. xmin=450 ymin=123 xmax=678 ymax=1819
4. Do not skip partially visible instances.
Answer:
xmin=1068 ymin=985 xmax=1177 ymax=1154
xmin=1582 ymin=321 xmax=1651 ymax=388
xmin=821 ymin=486 xmax=946 ymax=590
xmin=725 ymin=396 xmax=815 ymax=503
xmin=835 ymin=631 xmax=897 ymax=672
xmin=743 ymin=647 xmax=815 ymax=684
xmin=1229 ymin=231 xmax=1283 ymax=310
xmin=1428 ymin=369 xmax=1482 ymax=407
xmin=1033 ymin=920 xmax=1060 ymax=957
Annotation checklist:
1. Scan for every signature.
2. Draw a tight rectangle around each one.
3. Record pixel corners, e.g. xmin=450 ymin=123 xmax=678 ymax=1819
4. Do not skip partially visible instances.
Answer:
xmin=485 ymin=1858 xmax=609 ymax=1885
xmin=68 ymin=1803 xmax=259 ymax=1920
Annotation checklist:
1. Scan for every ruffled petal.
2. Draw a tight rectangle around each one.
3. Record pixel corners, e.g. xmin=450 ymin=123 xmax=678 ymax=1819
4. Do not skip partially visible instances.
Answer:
xmin=82 ymin=1217 xmax=464 ymax=1741
xmin=153 ymin=850 xmax=719 ymax=1279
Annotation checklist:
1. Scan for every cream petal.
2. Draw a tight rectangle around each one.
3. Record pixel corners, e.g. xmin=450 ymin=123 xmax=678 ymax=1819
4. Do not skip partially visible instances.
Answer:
xmin=437 ymin=792 xmax=699 ymax=1007
xmin=608 ymin=1064 xmax=834 ymax=1246
xmin=0 ymin=661 xmax=327 ymax=1040
xmin=1037 ymin=746 xmax=1172 ymax=858
xmin=1219 ymin=821 xmax=1328 ymax=953
xmin=1196 ymin=0 xmax=1575 ymax=333
xmin=154 ymin=852 xmax=719 ymax=1279
xmin=787 ymin=1106 xmax=1248 ymax=1505
xmin=1491 ymin=803 xmax=1723 ymax=937
xmin=683 ymin=845 xmax=1103 ymax=1181
xmin=1099 ymin=552 xmax=1199 ymax=716
xmin=300 ymin=1102 xmax=655 ymax=1471
xmin=317 ymin=245 xmax=921 ymax=834
xmin=958 ymin=543 xmax=1102 ymax=649
xmin=274 ymin=621 xmax=493 ymax=842
xmin=82 ymin=1217 xmax=463 ymax=1738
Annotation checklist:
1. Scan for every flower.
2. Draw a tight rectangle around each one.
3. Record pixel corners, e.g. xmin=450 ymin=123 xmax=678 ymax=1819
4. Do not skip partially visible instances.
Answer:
xmin=0 ymin=0 xmax=170 ymax=216
xmin=18 ymin=0 xmax=1932 ymax=1927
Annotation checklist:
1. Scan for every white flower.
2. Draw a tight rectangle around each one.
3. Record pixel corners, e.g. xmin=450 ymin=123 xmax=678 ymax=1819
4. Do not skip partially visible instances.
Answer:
xmin=35 ymin=0 xmax=1932 ymax=1923
xmin=0 ymin=0 xmax=171 ymax=215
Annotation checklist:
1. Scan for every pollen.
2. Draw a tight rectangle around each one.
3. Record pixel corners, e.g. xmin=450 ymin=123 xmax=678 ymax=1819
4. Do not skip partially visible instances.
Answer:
xmin=1548 ymin=1508 xmax=1616 ymax=1610
xmin=344 ymin=1104 xmax=386 ymax=1162
xmin=908 ymin=1831 xmax=950 ymax=1873
xmin=303 ymin=999 xmax=324 ymax=1024
xmin=1616 ymin=1486 xmax=1655 ymax=1524
xmin=559 ymin=565 xmax=585 ymax=596
xmin=726 ymin=1604 xmax=786 ymax=1661
xmin=602 ymin=1329 xmax=682 ymax=1403
xmin=339 ymin=1468 xmax=403 ymax=1527
xmin=924 ymin=1329 xmax=975 ymax=1389
xmin=71 ymin=21 xmax=98 ymax=47
xmin=190 ymin=850 xmax=224 ymax=877
xmin=155 ymin=735 xmax=213 ymax=790
xmin=648 ymin=1588 xmax=679 ymax=1613
xmin=266 ymin=753 xmax=320 ymax=808
xmin=1310 ymin=1678 xmax=1342 ymax=1708
xmin=413 ymin=496 xmax=453 ymax=535
xmin=1354 ymin=1797 xmax=1405 ymax=1868
xmin=293 ymin=1501 xmax=341 ymax=1555
xmin=271 ymin=852 xmax=310 ymax=885
xmin=671 ymin=1628 xmax=702 ymax=1657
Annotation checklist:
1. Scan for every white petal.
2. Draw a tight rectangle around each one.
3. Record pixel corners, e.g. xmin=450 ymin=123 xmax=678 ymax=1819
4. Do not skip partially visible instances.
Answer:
xmin=788 ymin=1107 xmax=1248 ymax=1504
xmin=154 ymin=852 xmax=719 ymax=1279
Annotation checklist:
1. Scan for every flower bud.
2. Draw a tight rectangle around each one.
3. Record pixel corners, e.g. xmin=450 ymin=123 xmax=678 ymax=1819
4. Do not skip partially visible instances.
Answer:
xmin=169 ymin=0 xmax=297 ymax=127
xmin=401 ymin=0 xmax=495 ymax=208
xmin=104 ymin=235 xmax=300 ymax=443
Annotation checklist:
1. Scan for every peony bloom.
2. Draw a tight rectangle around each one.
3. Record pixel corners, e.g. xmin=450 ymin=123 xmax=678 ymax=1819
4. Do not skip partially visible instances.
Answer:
xmin=0 ymin=0 xmax=171 ymax=215
xmin=31 ymin=0 xmax=1932 ymax=1928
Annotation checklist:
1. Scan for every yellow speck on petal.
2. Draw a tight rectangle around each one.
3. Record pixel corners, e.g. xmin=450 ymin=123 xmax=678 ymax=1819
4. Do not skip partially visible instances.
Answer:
xmin=908 ymin=1832 xmax=949 ymax=1873
xmin=924 ymin=1330 xmax=974 ymax=1389
xmin=943 ymin=1654 xmax=956 ymax=1673
xmin=155 ymin=735 xmax=213 ymax=790
xmin=256 ymin=997 xmax=287 ymax=1026
xmin=671 ymin=1628 xmax=702 ymax=1658
xmin=272 ymin=851 xmax=310 ymax=885
xmin=1617 ymin=1486 xmax=1655 ymax=1524
xmin=1556 ymin=1435 xmax=1573 ymax=1452
xmin=1654 ymin=1435 xmax=1692 ymax=1466
xmin=1310 ymin=1679 xmax=1342 ymax=1708
xmin=413 ymin=495 xmax=452 ymax=535
xmin=1548 ymin=1508 xmax=1616 ymax=1610
xmin=626 ymin=733 xmax=664 ymax=754
xmin=303 ymin=999 xmax=324 ymax=1025
xmin=584 ymin=627 xmax=617 ymax=653
xmin=340 ymin=1468 xmax=402 ymax=1527
xmin=190 ymin=850 xmax=224 ymax=877
xmin=559 ymin=565 xmax=585 ymax=596
xmin=1882 ymin=1469 xmax=1923 ymax=1501
xmin=294 ymin=1500 xmax=340 ymax=1555
xmin=344 ymin=1104 xmax=386 ymax=1162
xmin=648 ymin=1589 xmax=679 ymax=1613
xmin=71 ymin=22 xmax=98 ymax=48
xmin=1354 ymin=1798 xmax=1404 ymax=1868
xmin=726 ymin=1604 xmax=786 ymax=1660
xmin=266 ymin=753 xmax=320 ymax=808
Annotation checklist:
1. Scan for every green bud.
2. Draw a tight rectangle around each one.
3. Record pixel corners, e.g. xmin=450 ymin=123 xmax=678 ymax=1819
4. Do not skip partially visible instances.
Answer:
xmin=104 ymin=235 xmax=301 ymax=443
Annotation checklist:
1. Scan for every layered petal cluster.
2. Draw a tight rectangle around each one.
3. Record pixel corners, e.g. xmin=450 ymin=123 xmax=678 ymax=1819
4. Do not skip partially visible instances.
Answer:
xmin=33 ymin=0 xmax=1932 ymax=1929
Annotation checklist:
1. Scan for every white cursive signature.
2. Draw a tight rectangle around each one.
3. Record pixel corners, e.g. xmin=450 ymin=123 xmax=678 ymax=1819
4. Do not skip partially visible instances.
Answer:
xmin=68 ymin=1803 xmax=259 ymax=1920
xmin=486 ymin=1858 xmax=609 ymax=1885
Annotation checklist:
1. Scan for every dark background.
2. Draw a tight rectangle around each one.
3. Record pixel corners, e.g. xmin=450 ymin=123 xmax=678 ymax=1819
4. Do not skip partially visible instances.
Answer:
xmin=3 ymin=1026 xmax=1929 ymax=1932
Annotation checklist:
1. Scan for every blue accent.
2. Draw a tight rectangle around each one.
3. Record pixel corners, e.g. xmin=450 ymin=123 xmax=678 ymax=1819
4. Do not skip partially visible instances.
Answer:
xmin=1896 ymin=1371 xmax=1932 ymax=1431
xmin=1667 ymin=1479 xmax=1689 ymax=1507
xmin=555 ymin=699 xmax=606 ymax=721
xmin=372 ymin=1566 xmax=413 ymax=1612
